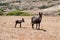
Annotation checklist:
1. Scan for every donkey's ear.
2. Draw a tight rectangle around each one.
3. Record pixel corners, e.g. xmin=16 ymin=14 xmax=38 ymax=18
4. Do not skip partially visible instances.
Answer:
xmin=40 ymin=12 xmax=43 ymax=15
xmin=22 ymin=18 xmax=24 ymax=19
xmin=39 ymin=12 xmax=41 ymax=15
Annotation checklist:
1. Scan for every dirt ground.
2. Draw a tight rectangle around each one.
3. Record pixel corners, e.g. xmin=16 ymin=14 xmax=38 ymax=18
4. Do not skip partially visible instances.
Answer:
xmin=0 ymin=16 xmax=60 ymax=40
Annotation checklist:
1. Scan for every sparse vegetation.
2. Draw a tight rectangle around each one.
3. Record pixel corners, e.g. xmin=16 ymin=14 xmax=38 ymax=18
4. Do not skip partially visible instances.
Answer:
xmin=58 ymin=10 xmax=60 ymax=15
xmin=58 ymin=13 xmax=60 ymax=15
xmin=0 ymin=0 xmax=60 ymax=16
xmin=0 ymin=2 xmax=9 ymax=6
xmin=38 ymin=5 xmax=48 ymax=9
xmin=47 ymin=0 xmax=52 ymax=3
xmin=6 ymin=10 xmax=33 ymax=16
xmin=0 ymin=8 xmax=4 ymax=15
xmin=38 ymin=4 xmax=55 ymax=9
xmin=0 ymin=11 xmax=3 ymax=15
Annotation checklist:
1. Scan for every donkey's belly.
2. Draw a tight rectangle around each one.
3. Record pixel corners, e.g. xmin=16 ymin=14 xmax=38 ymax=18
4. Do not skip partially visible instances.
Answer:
xmin=33 ymin=20 xmax=41 ymax=23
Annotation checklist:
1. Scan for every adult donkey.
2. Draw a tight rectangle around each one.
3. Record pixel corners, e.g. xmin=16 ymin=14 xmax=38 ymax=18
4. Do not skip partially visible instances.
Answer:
xmin=31 ymin=12 xmax=43 ymax=30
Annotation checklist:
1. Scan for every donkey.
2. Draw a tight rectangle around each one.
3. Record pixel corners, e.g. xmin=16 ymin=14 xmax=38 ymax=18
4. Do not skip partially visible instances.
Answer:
xmin=15 ymin=18 xmax=25 ymax=28
xmin=31 ymin=12 xmax=43 ymax=30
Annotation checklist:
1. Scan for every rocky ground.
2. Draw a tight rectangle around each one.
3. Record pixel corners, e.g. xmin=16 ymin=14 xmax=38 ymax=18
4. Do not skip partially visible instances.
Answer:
xmin=0 ymin=16 xmax=60 ymax=40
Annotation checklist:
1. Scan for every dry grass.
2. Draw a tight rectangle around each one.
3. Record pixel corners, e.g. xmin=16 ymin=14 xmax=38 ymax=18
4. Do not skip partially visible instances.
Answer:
xmin=0 ymin=16 xmax=60 ymax=40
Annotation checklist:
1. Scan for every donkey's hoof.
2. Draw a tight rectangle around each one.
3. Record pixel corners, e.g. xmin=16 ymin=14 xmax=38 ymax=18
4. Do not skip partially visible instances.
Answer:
xmin=32 ymin=28 xmax=34 ymax=29
xmin=32 ymin=27 xmax=34 ymax=29
xmin=37 ymin=28 xmax=40 ymax=30
xmin=20 ymin=27 xmax=21 ymax=28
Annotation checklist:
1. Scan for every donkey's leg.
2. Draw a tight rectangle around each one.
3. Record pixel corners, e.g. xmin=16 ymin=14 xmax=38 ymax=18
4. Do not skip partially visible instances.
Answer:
xmin=32 ymin=23 xmax=34 ymax=29
xmin=38 ymin=23 xmax=40 ymax=30
xmin=20 ymin=23 xmax=21 ymax=28
xmin=36 ymin=24 xmax=37 ymax=29
xmin=15 ymin=23 xmax=17 ymax=28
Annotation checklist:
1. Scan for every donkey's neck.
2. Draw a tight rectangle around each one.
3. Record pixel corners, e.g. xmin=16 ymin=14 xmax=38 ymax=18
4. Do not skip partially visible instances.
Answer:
xmin=39 ymin=15 xmax=42 ymax=19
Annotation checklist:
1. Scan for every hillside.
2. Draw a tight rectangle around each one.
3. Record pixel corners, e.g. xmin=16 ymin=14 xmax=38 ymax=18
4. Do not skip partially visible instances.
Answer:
xmin=0 ymin=0 xmax=60 ymax=15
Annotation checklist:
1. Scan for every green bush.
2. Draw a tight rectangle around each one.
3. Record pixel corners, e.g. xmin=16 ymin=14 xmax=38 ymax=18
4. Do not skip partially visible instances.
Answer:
xmin=19 ymin=12 xmax=33 ymax=16
xmin=0 ymin=11 xmax=3 ymax=15
xmin=6 ymin=10 xmax=33 ymax=16
xmin=58 ymin=13 xmax=60 ymax=15
xmin=0 ymin=8 xmax=4 ymax=15
xmin=58 ymin=12 xmax=60 ymax=15
xmin=47 ymin=0 xmax=52 ymax=3
xmin=0 ymin=8 xmax=3 ymax=11
xmin=58 ymin=10 xmax=60 ymax=15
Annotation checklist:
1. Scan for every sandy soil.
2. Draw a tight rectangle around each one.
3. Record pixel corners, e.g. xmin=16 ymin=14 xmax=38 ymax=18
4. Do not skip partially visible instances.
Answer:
xmin=0 ymin=16 xmax=60 ymax=40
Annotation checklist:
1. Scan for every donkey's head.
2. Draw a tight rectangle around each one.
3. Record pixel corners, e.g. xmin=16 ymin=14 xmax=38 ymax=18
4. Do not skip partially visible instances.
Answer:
xmin=39 ymin=12 xmax=43 ymax=17
xmin=22 ymin=18 xmax=25 ymax=22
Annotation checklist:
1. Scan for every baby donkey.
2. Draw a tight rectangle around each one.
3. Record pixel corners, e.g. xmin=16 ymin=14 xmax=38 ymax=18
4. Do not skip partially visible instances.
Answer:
xmin=15 ymin=18 xmax=25 ymax=28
